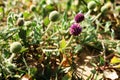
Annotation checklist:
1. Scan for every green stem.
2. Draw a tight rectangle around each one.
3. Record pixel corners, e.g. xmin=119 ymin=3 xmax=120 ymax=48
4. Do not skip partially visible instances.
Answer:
xmin=44 ymin=21 xmax=53 ymax=34
xmin=92 ymin=13 xmax=102 ymax=22
xmin=46 ymin=31 xmax=59 ymax=40
xmin=7 ymin=53 xmax=15 ymax=62
xmin=64 ymin=35 xmax=73 ymax=49
xmin=85 ymin=10 xmax=91 ymax=18
xmin=23 ymin=57 xmax=30 ymax=75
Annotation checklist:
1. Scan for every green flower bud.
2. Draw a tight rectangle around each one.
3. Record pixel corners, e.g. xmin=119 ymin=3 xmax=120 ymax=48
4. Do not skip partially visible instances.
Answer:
xmin=87 ymin=1 xmax=96 ymax=10
xmin=101 ymin=2 xmax=112 ymax=13
xmin=30 ymin=4 xmax=36 ymax=12
xmin=10 ymin=42 xmax=22 ymax=53
xmin=101 ymin=6 xmax=107 ymax=13
xmin=49 ymin=11 xmax=60 ymax=22
xmin=17 ymin=18 xmax=24 ymax=26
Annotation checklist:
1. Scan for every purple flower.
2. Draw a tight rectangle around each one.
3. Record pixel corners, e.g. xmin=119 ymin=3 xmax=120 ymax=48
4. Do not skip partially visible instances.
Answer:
xmin=70 ymin=23 xmax=82 ymax=36
xmin=74 ymin=13 xmax=84 ymax=23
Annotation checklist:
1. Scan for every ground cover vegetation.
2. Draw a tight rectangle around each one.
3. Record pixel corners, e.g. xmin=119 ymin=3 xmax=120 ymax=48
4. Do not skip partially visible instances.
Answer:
xmin=0 ymin=0 xmax=120 ymax=80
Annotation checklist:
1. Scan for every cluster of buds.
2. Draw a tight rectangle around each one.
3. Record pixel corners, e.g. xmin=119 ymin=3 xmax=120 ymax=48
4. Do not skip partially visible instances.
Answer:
xmin=69 ymin=13 xmax=84 ymax=36
xmin=48 ymin=11 xmax=84 ymax=36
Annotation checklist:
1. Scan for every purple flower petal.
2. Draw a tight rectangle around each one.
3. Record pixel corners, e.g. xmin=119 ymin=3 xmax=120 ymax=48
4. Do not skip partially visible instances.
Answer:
xmin=75 ymin=13 xmax=84 ymax=23
xmin=70 ymin=23 xmax=82 ymax=36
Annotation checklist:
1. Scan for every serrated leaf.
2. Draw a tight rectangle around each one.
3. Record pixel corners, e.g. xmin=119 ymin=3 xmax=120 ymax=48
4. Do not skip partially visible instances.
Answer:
xmin=99 ymin=56 xmax=104 ymax=65
xmin=110 ymin=56 xmax=120 ymax=64
xmin=20 ymin=47 xmax=28 ymax=53
xmin=0 ymin=7 xmax=3 ymax=12
xmin=23 ymin=11 xmax=31 ymax=19
xmin=59 ymin=38 xmax=67 ymax=50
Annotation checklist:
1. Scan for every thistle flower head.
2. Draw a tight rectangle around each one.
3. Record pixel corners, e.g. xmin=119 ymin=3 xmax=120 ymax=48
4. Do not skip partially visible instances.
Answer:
xmin=74 ymin=13 xmax=84 ymax=23
xmin=70 ymin=23 xmax=82 ymax=36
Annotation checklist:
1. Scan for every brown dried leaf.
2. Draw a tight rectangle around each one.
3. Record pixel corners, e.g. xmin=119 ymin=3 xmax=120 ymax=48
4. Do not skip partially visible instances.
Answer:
xmin=21 ymin=74 xmax=32 ymax=80
xmin=103 ymin=69 xmax=118 ymax=80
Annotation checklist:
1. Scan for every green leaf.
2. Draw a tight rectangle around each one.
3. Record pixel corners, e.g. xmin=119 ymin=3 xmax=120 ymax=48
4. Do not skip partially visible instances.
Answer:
xmin=45 ymin=4 xmax=55 ymax=12
xmin=67 ymin=0 xmax=72 ymax=10
xmin=110 ymin=56 xmax=120 ymax=64
xmin=99 ymin=56 xmax=104 ymax=65
xmin=30 ymin=67 xmax=37 ymax=77
xmin=23 ymin=11 xmax=31 ymax=19
xmin=104 ymin=21 xmax=111 ymax=32
xmin=74 ymin=44 xmax=82 ymax=53
xmin=62 ymin=74 xmax=71 ymax=80
xmin=0 ymin=7 xmax=3 ymax=12
xmin=43 ymin=16 xmax=50 ymax=26
xmin=18 ymin=29 xmax=26 ymax=40
xmin=59 ymin=38 xmax=67 ymax=51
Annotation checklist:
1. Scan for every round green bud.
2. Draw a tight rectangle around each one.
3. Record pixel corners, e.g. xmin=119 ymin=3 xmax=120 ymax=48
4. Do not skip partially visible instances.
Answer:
xmin=30 ymin=4 xmax=36 ymax=12
xmin=17 ymin=18 xmax=24 ymax=26
xmin=87 ymin=1 xmax=96 ymax=10
xmin=49 ymin=11 xmax=60 ymax=22
xmin=101 ymin=6 xmax=107 ymax=13
xmin=10 ymin=42 xmax=22 ymax=53
xmin=101 ymin=2 xmax=112 ymax=13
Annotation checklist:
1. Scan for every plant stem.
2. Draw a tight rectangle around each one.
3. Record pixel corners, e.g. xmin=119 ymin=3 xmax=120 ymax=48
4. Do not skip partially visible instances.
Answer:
xmin=92 ymin=13 xmax=102 ymax=22
xmin=85 ymin=10 xmax=91 ymax=18
xmin=47 ymin=31 xmax=59 ymax=40
xmin=7 ymin=53 xmax=15 ymax=62
xmin=101 ymin=41 xmax=106 ymax=65
xmin=64 ymin=35 xmax=73 ymax=49
xmin=44 ymin=21 xmax=53 ymax=34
